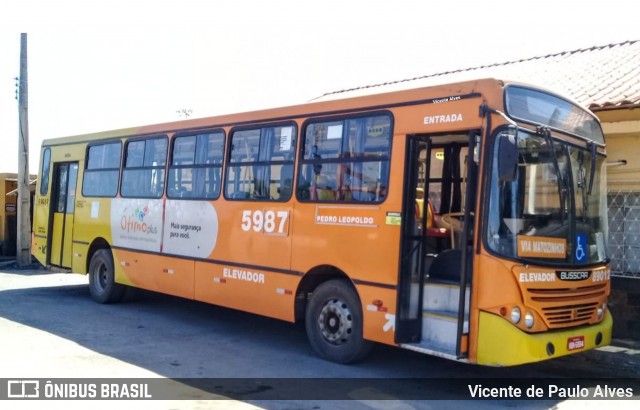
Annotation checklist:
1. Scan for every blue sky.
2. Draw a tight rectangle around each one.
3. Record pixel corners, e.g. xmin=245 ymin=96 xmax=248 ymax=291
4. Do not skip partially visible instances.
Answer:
xmin=1 ymin=0 xmax=638 ymax=173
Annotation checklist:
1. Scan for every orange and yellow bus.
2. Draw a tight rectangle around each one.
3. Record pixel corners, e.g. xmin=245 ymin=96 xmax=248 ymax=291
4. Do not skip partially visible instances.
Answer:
xmin=32 ymin=78 xmax=611 ymax=365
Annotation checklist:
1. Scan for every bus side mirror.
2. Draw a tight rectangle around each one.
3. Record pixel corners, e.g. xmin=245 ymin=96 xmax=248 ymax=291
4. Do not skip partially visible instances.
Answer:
xmin=497 ymin=129 xmax=518 ymax=182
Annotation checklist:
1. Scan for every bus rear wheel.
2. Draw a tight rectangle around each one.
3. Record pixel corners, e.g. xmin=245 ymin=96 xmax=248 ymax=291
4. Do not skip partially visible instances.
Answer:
xmin=305 ymin=279 xmax=373 ymax=363
xmin=89 ymin=249 xmax=125 ymax=304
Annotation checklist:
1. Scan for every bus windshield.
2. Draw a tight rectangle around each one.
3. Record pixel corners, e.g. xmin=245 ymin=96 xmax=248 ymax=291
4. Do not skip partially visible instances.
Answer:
xmin=486 ymin=127 xmax=609 ymax=265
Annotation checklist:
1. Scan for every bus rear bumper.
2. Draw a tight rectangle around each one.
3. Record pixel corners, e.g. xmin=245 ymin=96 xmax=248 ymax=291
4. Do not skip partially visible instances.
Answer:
xmin=476 ymin=310 xmax=612 ymax=366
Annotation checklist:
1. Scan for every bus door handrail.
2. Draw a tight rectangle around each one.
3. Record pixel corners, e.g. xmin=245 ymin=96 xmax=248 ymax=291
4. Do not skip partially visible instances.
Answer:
xmin=455 ymin=131 xmax=479 ymax=359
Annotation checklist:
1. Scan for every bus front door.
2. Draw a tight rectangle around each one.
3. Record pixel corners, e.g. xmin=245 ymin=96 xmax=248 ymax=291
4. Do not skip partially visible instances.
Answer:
xmin=397 ymin=132 xmax=478 ymax=356
xmin=49 ymin=162 xmax=78 ymax=268
xmin=396 ymin=136 xmax=430 ymax=343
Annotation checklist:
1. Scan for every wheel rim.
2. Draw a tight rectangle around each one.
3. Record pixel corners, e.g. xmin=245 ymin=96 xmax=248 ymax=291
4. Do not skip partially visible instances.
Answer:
xmin=317 ymin=298 xmax=353 ymax=345
xmin=95 ymin=263 xmax=108 ymax=292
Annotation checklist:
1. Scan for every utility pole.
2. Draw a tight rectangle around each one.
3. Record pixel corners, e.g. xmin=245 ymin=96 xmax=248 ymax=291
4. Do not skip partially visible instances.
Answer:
xmin=17 ymin=33 xmax=31 ymax=266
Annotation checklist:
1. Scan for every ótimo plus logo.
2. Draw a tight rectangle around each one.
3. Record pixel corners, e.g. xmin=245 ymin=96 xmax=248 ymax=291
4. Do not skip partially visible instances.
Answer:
xmin=120 ymin=205 xmax=157 ymax=235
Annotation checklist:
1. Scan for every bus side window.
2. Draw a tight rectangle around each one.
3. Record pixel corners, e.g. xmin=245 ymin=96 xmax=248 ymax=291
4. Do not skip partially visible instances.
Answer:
xmin=298 ymin=114 xmax=391 ymax=203
xmin=83 ymin=142 xmax=121 ymax=198
xmin=121 ymin=137 xmax=167 ymax=198
xmin=40 ymin=148 xmax=51 ymax=196
xmin=278 ymin=162 xmax=294 ymax=200
xmin=168 ymin=131 xmax=225 ymax=200
xmin=225 ymin=124 xmax=297 ymax=201
xmin=315 ymin=175 xmax=335 ymax=201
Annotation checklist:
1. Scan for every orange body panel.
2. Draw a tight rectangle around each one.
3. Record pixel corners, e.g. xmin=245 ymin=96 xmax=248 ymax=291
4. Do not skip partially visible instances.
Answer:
xmin=210 ymin=201 xmax=293 ymax=270
xmin=194 ymin=261 xmax=296 ymax=322
xmin=115 ymin=249 xmax=195 ymax=299
xmin=357 ymin=285 xmax=397 ymax=345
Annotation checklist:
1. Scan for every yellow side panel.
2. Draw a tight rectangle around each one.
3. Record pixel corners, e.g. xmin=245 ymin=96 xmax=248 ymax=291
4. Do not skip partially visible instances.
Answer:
xmin=477 ymin=311 xmax=612 ymax=366
xmin=71 ymin=241 xmax=88 ymax=274
xmin=73 ymin=197 xmax=114 ymax=273
xmin=31 ymin=232 xmax=47 ymax=266
xmin=32 ymin=191 xmax=52 ymax=267
xmin=61 ymin=215 xmax=74 ymax=267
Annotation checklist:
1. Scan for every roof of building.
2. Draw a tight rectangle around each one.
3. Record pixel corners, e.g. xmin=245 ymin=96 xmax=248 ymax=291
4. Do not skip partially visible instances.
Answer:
xmin=314 ymin=40 xmax=640 ymax=111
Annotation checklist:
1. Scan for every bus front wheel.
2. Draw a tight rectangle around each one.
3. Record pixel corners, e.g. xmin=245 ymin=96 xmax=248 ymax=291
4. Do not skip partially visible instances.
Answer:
xmin=89 ymin=249 xmax=125 ymax=304
xmin=305 ymin=279 xmax=373 ymax=363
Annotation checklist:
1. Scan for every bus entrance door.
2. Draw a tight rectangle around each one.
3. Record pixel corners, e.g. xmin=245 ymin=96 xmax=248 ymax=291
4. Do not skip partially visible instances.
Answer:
xmin=49 ymin=162 xmax=78 ymax=268
xmin=398 ymin=133 xmax=477 ymax=358
xmin=396 ymin=136 xmax=429 ymax=343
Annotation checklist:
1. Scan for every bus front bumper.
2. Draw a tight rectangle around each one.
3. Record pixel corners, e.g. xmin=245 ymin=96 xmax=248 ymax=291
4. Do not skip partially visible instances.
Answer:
xmin=476 ymin=310 xmax=612 ymax=366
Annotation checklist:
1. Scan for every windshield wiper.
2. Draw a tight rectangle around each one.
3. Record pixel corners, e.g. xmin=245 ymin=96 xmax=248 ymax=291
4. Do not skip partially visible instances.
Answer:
xmin=537 ymin=126 xmax=567 ymax=220
xmin=588 ymin=142 xmax=597 ymax=195
xmin=577 ymin=143 xmax=598 ymax=221
xmin=578 ymin=150 xmax=589 ymax=222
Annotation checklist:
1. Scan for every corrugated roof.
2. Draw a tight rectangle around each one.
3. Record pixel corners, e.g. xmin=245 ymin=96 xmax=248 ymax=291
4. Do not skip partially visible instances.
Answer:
xmin=314 ymin=40 xmax=640 ymax=111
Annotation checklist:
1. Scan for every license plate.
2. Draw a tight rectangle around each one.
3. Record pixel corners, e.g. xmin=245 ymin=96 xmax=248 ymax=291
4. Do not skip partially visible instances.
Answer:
xmin=567 ymin=336 xmax=585 ymax=351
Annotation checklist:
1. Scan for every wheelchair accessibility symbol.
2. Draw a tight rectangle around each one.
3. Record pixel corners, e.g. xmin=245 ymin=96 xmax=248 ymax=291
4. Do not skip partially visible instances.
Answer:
xmin=575 ymin=234 xmax=587 ymax=262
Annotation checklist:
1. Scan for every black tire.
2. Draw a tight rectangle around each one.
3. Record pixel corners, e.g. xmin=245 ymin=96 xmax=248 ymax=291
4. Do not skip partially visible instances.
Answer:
xmin=88 ymin=249 xmax=125 ymax=304
xmin=305 ymin=279 xmax=373 ymax=363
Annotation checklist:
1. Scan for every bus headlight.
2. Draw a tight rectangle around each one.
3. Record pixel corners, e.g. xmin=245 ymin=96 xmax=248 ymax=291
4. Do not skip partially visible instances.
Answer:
xmin=524 ymin=311 xmax=534 ymax=328
xmin=597 ymin=303 xmax=606 ymax=319
xmin=510 ymin=307 xmax=521 ymax=324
